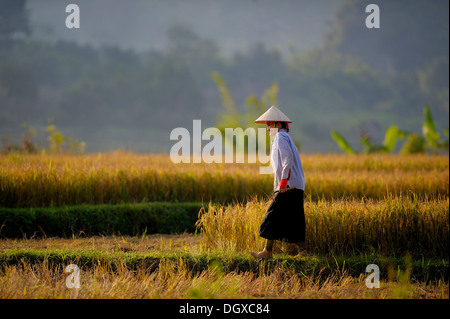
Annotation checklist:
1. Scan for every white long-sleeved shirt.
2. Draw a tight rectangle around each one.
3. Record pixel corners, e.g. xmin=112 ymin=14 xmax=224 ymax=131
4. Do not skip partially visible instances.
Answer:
xmin=270 ymin=129 xmax=305 ymax=192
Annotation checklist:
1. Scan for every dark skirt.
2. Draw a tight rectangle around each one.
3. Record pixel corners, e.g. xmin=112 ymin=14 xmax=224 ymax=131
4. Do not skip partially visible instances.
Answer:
xmin=259 ymin=188 xmax=305 ymax=243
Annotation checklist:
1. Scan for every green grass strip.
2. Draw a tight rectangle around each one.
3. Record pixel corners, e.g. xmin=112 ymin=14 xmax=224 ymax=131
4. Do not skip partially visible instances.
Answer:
xmin=0 ymin=248 xmax=447 ymax=283
xmin=0 ymin=202 xmax=204 ymax=238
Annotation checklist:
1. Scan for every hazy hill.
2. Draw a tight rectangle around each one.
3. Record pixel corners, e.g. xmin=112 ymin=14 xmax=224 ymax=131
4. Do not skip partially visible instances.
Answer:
xmin=1 ymin=0 xmax=448 ymax=154
xmin=26 ymin=0 xmax=342 ymax=57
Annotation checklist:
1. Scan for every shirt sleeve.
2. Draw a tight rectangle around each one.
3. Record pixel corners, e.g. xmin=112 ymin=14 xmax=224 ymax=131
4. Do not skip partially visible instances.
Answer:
xmin=277 ymin=135 xmax=293 ymax=180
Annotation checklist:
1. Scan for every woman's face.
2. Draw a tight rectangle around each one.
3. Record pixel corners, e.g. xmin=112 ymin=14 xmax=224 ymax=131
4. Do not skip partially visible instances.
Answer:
xmin=267 ymin=122 xmax=279 ymax=136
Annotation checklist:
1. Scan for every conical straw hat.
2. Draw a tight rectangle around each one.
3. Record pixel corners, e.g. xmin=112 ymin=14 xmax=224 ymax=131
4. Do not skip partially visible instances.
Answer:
xmin=254 ymin=105 xmax=292 ymax=124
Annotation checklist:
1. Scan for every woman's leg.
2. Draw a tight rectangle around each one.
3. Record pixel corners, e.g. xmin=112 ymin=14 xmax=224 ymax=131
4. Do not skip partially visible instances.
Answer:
xmin=265 ymin=239 xmax=274 ymax=252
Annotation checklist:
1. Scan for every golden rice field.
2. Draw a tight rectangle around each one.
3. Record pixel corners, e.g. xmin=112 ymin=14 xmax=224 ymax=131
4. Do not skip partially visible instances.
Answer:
xmin=0 ymin=152 xmax=448 ymax=300
xmin=0 ymin=234 xmax=448 ymax=299
xmin=0 ymin=152 xmax=448 ymax=207
xmin=197 ymin=197 xmax=449 ymax=257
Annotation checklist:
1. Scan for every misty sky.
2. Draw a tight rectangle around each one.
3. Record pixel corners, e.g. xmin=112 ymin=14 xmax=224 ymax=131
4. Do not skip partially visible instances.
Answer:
xmin=26 ymin=0 xmax=343 ymax=56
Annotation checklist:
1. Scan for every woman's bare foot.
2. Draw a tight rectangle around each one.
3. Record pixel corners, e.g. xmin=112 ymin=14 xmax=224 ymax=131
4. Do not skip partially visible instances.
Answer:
xmin=250 ymin=249 xmax=273 ymax=260
xmin=295 ymin=247 xmax=310 ymax=257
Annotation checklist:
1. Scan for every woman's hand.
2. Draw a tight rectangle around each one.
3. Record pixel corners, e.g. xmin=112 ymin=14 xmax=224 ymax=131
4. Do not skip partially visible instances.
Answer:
xmin=279 ymin=178 xmax=288 ymax=193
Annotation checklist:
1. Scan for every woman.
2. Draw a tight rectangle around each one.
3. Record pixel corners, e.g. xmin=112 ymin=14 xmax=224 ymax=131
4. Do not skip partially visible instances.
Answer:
xmin=250 ymin=106 xmax=307 ymax=260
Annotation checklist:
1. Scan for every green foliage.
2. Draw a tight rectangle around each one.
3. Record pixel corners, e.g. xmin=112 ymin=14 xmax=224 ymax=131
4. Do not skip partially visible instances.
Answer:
xmin=211 ymin=71 xmax=239 ymax=124
xmin=331 ymin=106 xmax=449 ymax=154
xmin=1 ymin=121 xmax=85 ymax=154
xmin=330 ymin=131 xmax=355 ymax=154
xmin=212 ymin=71 xmax=279 ymax=130
xmin=383 ymin=126 xmax=407 ymax=153
xmin=360 ymin=125 xmax=408 ymax=154
xmin=400 ymin=134 xmax=427 ymax=155
xmin=331 ymin=125 xmax=407 ymax=154
xmin=211 ymin=71 xmax=281 ymax=153
xmin=400 ymin=105 xmax=449 ymax=154
xmin=422 ymin=105 xmax=440 ymax=147
xmin=0 ymin=202 xmax=204 ymax=238
xmin=1 ymin=122 xmax=38 ymax=154
xmin=421 ymin=105 xmax=449 ymax=151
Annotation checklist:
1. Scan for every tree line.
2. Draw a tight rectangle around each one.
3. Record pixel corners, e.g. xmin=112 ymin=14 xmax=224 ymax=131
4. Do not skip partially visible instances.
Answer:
xmin=0 ymin=0 xmax=448 ymax=153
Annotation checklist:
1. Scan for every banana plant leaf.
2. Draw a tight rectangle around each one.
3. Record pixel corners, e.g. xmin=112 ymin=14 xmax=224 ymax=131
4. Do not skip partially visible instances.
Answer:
xmin=383 ymin=125 xmax=407 ymax=153
xmin=422 ymin=105 xmax=440 ymax=148
xmin=331 ymin=130 xmax=355 ymax=154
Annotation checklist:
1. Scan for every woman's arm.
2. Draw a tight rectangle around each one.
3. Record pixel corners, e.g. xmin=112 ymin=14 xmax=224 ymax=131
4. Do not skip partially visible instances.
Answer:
xmin=277 ymin=135 xmax=293 ymax=192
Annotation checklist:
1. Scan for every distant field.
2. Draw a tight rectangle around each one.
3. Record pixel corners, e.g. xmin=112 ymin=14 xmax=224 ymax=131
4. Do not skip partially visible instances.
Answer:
xmin=0 ymin=152 xmax=448 ymax=207
xmin=0 ymin=153 xmax=448 ymax=299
